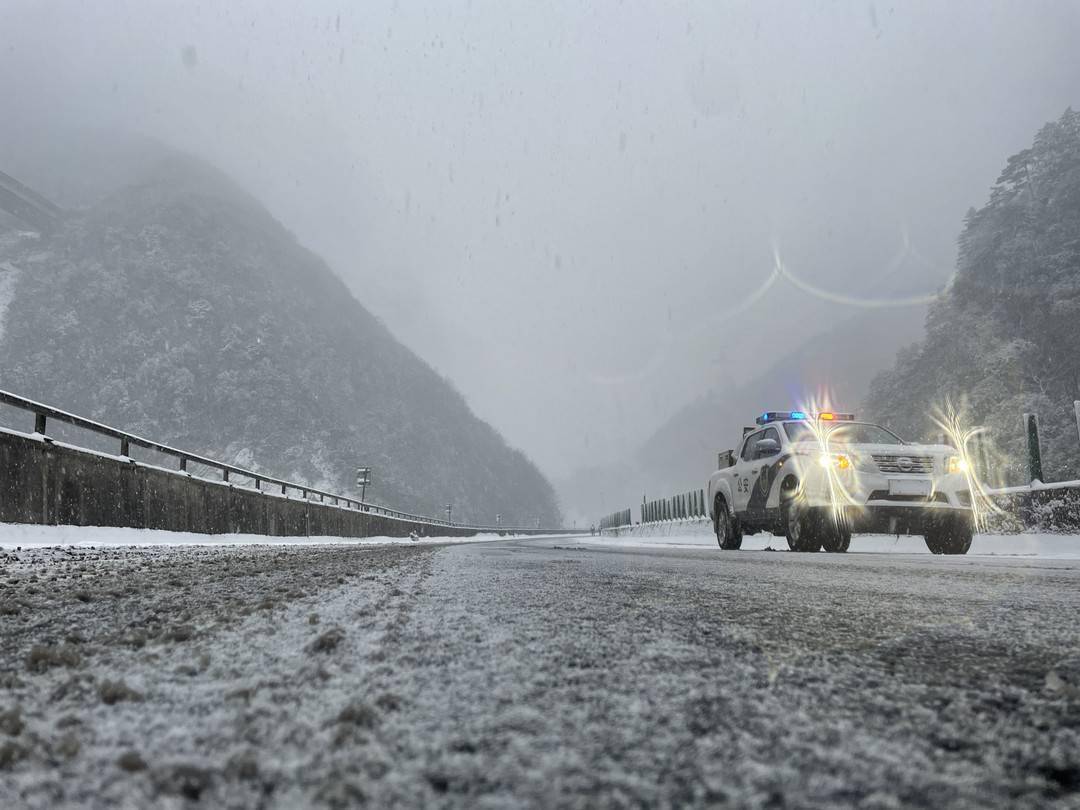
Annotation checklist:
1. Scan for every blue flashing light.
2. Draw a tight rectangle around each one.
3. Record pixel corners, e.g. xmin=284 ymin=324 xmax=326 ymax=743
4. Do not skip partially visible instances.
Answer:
xmin=756 ymin=411 xmax=802 ymax=425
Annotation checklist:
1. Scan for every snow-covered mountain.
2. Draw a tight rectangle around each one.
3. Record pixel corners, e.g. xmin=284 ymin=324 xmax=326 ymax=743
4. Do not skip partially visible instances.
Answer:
xmin=0 ymin=152 xmax=560 ymax=526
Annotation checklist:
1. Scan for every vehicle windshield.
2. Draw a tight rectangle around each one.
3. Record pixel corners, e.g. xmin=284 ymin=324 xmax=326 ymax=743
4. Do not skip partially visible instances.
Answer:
xmin=783 ymin=421 xmax=904 ymax=445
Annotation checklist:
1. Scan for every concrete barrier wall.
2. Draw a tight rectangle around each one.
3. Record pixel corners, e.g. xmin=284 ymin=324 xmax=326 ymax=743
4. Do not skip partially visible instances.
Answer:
xmin=0 ymin=430 xmax=485 ymax=538
xmin=600 ymin=519 xmax=712 ymax=539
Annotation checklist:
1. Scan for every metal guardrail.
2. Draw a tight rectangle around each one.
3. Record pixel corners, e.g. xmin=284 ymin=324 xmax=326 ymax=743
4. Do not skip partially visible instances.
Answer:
xmin=0 ymin=389 xmax=564 ymax=533
xmin=599 ymin=508 xmax=631 ymax=531
xmin=642 ymin=489 xmax=707 ymax=524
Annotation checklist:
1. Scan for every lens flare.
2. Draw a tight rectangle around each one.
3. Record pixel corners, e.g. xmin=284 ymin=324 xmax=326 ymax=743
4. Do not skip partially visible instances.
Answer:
xmin=795 ymin=395 xmax=861 ymax=527
xmin=931 ymin=399 xmax=1005 ymax=532
xmin=772 ymin=242 xmax=950 ymax=309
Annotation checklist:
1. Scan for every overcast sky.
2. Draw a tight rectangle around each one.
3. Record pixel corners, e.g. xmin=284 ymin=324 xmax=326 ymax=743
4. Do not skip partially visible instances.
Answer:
xmin=3 ymin=0 xmax=1079 ymax=478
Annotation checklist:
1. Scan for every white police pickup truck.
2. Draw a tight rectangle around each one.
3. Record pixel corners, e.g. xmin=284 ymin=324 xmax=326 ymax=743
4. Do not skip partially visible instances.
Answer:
xmin=707 ymin=411 xmax=974 ymax=554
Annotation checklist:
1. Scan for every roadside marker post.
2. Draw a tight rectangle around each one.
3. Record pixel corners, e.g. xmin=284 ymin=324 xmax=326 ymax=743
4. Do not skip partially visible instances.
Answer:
xmin=1023 ymin=413 xmax=1043 ymax=484
xmin=355 ymin=467 xmax=371 ymax=502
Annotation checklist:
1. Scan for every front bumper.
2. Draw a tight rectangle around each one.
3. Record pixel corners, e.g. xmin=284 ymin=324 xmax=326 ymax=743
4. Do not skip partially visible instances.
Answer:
xmin=800 ymin=469 xmax=971 ymax=533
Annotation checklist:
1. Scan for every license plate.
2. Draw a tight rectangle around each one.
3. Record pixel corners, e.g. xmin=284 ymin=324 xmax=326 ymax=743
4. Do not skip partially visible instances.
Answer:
xmin=889 ymin=479 xmax=932 ymax=497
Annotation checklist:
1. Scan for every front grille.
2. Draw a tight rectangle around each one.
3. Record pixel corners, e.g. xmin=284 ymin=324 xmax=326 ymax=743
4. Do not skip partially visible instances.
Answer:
xmin=867 ymin=490 xmax=949 ymax=504
xmin=872 ymin=454 xmax=934 ymax=474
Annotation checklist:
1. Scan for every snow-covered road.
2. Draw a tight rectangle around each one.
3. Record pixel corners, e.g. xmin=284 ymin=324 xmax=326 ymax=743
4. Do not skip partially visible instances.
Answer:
xmin=2 ymin=535 xmax=1079 ymax=807
xmin=584 ymin=529 xmax=1080 ymax=559
xmin=4 ymin=522 xmax=1078 ymax=559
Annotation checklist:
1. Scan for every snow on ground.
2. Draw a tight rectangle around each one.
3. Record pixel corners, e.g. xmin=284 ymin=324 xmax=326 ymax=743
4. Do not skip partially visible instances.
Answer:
xmin=3 ymin=537 xmax=1078 ymax=807
xmin=588 ymin=520 xmax=1080 ymax=558
xmin=0 ymin=524 xmax=557 ymax=550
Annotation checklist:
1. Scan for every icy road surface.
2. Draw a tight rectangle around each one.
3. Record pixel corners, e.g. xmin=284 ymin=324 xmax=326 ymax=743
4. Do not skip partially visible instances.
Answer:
xmin=2 ymin=537 xmax=1079 ymax=808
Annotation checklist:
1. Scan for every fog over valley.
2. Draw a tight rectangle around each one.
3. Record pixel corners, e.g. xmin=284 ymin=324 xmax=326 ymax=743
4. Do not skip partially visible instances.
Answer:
xmin=6 ymin=4 xmax=1080 ymax=808
xmin=3 ymin=0 xmax=1079 ymax=522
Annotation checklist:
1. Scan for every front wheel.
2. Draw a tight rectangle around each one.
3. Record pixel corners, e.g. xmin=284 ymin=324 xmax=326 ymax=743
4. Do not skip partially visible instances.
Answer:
xmin=784 ymin=498 xmax=821 ymax=553
xmin=924 ymin=513 xmax=973 ymax=555
xmin=820 ymin=511 xmax=852 ymax=553
xmin=715 ymin=497 xmax=743 ymax=550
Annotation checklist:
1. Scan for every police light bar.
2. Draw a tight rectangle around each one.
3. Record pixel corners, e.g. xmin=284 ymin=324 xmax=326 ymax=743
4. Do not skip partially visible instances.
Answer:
xmin=816 ymin=412 xmax=855 ymax=421
xmin=755 ymin=411 xmax=809 ymax=425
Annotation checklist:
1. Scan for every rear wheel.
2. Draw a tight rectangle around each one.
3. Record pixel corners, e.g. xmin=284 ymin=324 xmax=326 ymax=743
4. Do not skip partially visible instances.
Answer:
xmin=714 ymin=496 xmax=743 ymax=550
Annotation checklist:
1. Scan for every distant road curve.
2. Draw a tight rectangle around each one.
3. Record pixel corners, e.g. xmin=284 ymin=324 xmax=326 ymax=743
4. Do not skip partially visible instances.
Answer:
xmin=0 ymin=169 xmax=63 ymax=233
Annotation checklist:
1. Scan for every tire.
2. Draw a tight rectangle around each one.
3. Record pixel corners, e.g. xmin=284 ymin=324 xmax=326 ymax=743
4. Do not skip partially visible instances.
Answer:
xmin=714 ymin=496 xmax=743 ymax=550
xmin=820 ymin=510 xmax=852 ymax=553
xmin=924 ymin=513 xmax=973 ymax=555
xmin=783 ymin=497 xmax=821 ymax=553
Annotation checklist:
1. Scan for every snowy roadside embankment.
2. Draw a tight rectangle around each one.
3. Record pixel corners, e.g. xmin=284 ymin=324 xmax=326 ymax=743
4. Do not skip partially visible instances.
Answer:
xmin=0 ymin=523 xmax=553 ymax=550
xmin=596 ymin=519 xmax=1080 ymax=557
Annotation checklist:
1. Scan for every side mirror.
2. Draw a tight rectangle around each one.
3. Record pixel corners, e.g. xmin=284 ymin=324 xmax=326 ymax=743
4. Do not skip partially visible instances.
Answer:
xmin=756 ymin=438 xmax=780 ymax=457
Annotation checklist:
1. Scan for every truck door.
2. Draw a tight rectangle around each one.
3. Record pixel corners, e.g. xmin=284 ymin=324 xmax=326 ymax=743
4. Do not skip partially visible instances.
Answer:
xmin=745 ymin=426 xmax=782 ymax=519
xmin=731 ymin=429 xmax=764 ymax=514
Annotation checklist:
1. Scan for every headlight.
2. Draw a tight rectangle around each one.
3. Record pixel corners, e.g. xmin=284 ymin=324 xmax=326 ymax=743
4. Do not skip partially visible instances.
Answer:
xmin=818 ymin=453 xmax=851 ymax=471
xmin=946 ymin=455 xmax=968 ymax=475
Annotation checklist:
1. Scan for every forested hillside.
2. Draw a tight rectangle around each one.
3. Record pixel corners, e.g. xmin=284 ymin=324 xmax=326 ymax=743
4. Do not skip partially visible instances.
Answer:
xmin=866 ymin=109 xmax=1080 ymax=483
xmin=0 ymin=154 xmax=560 ymax=525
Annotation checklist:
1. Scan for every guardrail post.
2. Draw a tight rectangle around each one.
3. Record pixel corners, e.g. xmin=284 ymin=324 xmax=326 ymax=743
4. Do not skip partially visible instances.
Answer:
xmin=179 ymin=457 xmax=187 ymax=472
xmin=223 ymin=469 xmax=230 ymax=483
xmin=34 ymin=413 xmax=46 ymax=434
xmin=120 ymin=438 xmax=129 ymax=457
xmin=1023 ymin=412 xmax=1043 ymax=483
